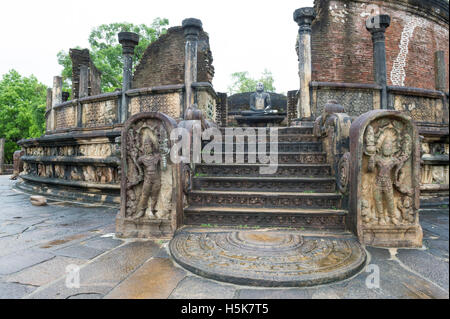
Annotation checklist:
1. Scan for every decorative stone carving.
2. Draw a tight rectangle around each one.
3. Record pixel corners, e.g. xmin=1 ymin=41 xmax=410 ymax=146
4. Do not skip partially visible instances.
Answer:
xmin=349 ymin=110 xmax=422 ymax=248
xmin=337 ymin=152 xmax=350 ymax=194
xmin=116 ymin=112 xmax=182 ymax=239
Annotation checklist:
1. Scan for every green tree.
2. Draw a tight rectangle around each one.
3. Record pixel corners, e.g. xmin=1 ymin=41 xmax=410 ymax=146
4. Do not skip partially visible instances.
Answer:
xmin=0 ymin=70 xmax=46 ymax=162
xmin=228 ymin=69 xmax=276 ymax=95
xmin=57 ymin=18 xmax=169 ymax=93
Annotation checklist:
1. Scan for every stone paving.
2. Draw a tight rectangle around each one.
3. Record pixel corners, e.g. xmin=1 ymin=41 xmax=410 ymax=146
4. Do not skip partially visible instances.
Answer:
xmin=0 ymin=175 xmax=448 ymax=299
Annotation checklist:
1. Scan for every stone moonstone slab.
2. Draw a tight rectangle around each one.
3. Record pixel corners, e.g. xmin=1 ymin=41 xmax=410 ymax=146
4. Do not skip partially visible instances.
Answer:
xmin=169 ymin=230 xmax=367 ymax=287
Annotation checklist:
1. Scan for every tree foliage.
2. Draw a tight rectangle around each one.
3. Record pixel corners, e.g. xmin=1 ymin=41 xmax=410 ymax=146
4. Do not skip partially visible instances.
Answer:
xmin=228 ymin=69 xmax=276 ymax=95
xmin=0 ymin=70 xmax=46 ymax=162
xmin=57 ymin=18 xmax=169 ymax=93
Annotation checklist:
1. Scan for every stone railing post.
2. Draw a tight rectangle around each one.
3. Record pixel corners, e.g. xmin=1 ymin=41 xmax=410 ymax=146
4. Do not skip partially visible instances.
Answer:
xmin=182 ymin=18 xmax=202 ymax=116
xmin=366 ymin=15 xmax=390 ymax=109
xmin=50 ymin=76 xmax=62 ymax=131
xmin=118 ymin=32 xmax=139 ymax=123
xmin=313 ymin=100 xmax=352 ymax=196
xmin=294 ymin=7 xmax=316 ymax=121
xmin=77 ymin=64 xmax=89 ymax=127
xmin=348 ymin=110 xmax=422 ymax=248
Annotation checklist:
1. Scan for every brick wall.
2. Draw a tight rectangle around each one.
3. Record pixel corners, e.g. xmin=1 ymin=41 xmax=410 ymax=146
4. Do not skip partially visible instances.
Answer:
xmin=312 ymin=0 xmax=449 ymax=91
xmin=132 ymin=26 xmax=214 ymax=89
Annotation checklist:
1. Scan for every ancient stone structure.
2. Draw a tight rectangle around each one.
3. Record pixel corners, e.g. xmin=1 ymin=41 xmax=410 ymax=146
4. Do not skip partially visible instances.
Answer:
xmin=14 ymin=1 xmax=448 ymax=262
xmin=348 ymin=110 xmax=422 ymax=247
xmin=69 ymin=49 xmax=102 ymax=100
xmin=116 ymin=112 xmax=182 ymax=238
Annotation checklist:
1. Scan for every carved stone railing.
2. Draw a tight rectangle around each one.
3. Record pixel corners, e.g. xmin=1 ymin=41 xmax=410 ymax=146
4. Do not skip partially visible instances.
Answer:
xmin=347 ymin=110 xmax=422 ymax=248
xmin=313 ymin=100 xmax=352 ymax=200
xmin=46 ymin=82 xmax=222 ymax=133
xmin=116 ymin=112 xmax=183 ymax=239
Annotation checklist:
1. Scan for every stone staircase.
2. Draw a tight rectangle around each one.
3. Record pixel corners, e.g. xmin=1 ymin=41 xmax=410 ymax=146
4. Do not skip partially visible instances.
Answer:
xmin=184 ymin=126 xmax=347 ymax=231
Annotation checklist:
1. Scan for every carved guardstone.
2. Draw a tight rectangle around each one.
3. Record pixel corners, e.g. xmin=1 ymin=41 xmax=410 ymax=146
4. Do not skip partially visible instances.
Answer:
xmin=349 ymin=110 xmax=422 ymax=248
xmin=116 ymin=112 xmax=182 ymax=239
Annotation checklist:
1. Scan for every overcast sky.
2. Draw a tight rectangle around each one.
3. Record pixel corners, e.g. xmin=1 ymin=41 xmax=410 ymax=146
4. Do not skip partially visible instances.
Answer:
xmin=0 ymin=0 xmax=313 ymax=94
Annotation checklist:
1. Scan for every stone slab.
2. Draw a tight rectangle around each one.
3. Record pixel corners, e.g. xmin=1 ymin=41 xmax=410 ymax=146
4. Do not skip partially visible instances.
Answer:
xmin=53 ymin=244 xmax=104 ymax=260
xmin=0 ymin=282 xmax=36 ymax=299
xmin=5 ymin=256 xmax=85 ymax=287
xmin=26 ymin=241 xmax=160 ymax=299
xmin=0 ymin=250 xmax=55 ymax=275
xmin=105 ymin=257 xmax=186 ymax=299
xmin=169 ymin=276 xmax=236 ymax=299
xmin=83 ymin=237 xmax=123 ymax=251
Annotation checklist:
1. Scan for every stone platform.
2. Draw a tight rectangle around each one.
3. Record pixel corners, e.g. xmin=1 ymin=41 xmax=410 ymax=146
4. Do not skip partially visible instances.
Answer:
xmin=169 ymin=229 xmax=367 ymax=287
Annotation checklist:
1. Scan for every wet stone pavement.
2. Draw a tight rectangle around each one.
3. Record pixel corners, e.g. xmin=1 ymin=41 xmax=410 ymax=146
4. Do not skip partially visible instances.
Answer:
xmin=0 ymin=175 xmax=448 ymax=299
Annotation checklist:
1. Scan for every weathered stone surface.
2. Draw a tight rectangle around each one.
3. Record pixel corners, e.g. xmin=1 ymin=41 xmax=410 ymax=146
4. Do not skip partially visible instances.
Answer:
xmin=169 ymin=276 xmax=236 ymax=299
xmin=0 ymin=282 xmax=36 ymax=299
xmin=5 ymin=256 xmax=85 ymax=286
xmin=0 ymin=250 xmax=54 ymax=275
xmin=105 ymin=257 xmax=186 ymax=299
xmin=53 ymin=244 xmax=104 ymax=260
xmin=26 ymin=241 xmax=160 ymax=299
xmin=170 ymin=229 xmax=366 ymax=287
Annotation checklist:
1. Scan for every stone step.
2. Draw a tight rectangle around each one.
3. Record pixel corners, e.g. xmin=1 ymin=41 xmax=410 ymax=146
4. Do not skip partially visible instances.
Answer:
xmin=187 ymin=190 xmax=342 ymax=209
xmin=213 ymin=134 xmax=318 ymax=143
xmin=192 ymin=176 xmax=336 ymax=192
xmin=199 ymin=152 xmax=328 ymax=164
xmin=183 ymin=206 xmax=347 ymax=230
xmin=194 ymin=164 xmax=332 ymax=177
xmin=203 ymin=142 xmax=322 ymax=153
xmin=219 ymin=126 xmax=314 ymax=135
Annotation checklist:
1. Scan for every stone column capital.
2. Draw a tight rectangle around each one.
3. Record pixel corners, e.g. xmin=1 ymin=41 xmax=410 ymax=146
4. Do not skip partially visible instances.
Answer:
xmin=293 ymin=7 xmax=316 ymax=33
xmin=182 ymin=18 xmax=203 ymax=40
xmin=366 ymin=14 xmax=391 ymax=38
xmin=118 ymin=32 xmax=140 ymax=55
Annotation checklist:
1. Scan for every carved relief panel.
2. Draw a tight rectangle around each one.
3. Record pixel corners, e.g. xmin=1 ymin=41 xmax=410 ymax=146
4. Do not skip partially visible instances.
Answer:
xmin=116 ymin=112 xmax=181 ymax=239
xmin=349 ymin=110 xmax=422 ymax=248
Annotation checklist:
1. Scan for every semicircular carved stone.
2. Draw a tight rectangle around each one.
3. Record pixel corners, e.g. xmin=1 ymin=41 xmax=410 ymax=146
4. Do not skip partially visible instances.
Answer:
xmin=349 ymin=110 xmax=422 ymax=248
xmin=116 ymin=112 xmax=183 ymax=239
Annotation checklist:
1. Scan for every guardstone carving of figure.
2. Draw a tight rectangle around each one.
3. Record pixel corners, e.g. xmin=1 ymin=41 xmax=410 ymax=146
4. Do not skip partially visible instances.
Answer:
xmin=364 ymin=121 xmax=413 ymax=226
xmin=126 ymin=123 xmax=170 ymax=220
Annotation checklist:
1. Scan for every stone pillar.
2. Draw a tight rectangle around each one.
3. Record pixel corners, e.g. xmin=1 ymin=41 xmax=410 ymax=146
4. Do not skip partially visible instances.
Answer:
xmin=293 ymin=7 xmax=316 ymax=121
xmin=50 ymin=76 xmax=62 ymax=131
xmin=0 ymin=138 xmax=4 ymax=174
xmin=46 ymin=88 xmax=52 ymax=131
xmin=118 ymin=32 xmax=140 ymax=123
xmin=366 ymin=15 xmax=390 ymax=109
xmin=182 ymin=18 xmax=203 ymax=115
xmin=79 ymin=64 xmax=89 ymax=98
xmin=435 ymin=51 xmax=447 ymax=92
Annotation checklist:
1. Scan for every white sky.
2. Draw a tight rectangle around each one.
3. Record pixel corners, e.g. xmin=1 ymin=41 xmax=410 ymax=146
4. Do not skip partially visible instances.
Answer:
xmin=0 ymin=0 xmax=313 ymax=94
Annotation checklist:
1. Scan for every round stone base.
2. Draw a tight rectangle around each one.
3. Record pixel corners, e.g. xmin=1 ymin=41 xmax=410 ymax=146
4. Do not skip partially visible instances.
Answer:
xmin=169 ymin=230 xmax=366 ymax=287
